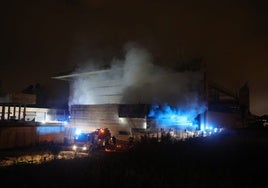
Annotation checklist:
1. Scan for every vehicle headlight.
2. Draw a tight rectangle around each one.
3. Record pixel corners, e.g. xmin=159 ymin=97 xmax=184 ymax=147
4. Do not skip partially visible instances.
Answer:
xmin=82 ymin=146 xmax=87 ymax=150
xmin=72 ymin=145 xmax=77 ymax=150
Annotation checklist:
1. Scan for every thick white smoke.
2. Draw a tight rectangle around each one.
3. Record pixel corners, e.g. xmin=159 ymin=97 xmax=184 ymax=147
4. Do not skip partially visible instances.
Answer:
xmin=69 ymin=42 xmax=206 ymax=115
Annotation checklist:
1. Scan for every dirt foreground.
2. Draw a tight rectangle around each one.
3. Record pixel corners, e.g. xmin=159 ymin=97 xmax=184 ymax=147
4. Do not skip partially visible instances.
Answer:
xmin=0 ymin=127 xmax=267 ymax=188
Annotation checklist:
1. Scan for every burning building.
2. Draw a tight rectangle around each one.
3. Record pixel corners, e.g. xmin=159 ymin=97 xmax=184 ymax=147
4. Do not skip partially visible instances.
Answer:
xmin=53 ymin=46 xmax=249 ymax=142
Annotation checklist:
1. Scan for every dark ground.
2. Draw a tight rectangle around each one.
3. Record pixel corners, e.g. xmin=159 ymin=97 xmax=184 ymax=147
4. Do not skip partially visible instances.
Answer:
xmin=0 ymin=126 xmax=267 ymax=188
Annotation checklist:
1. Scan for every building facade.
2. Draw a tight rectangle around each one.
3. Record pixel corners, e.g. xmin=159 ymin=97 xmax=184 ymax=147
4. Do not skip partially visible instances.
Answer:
xmin=53 ymin=63 xmax=249 ymax=142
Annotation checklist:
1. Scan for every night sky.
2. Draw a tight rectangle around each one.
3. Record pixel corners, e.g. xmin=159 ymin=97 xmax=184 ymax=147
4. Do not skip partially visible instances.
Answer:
xmin=1 ymin=0 xmax=268 ymax=115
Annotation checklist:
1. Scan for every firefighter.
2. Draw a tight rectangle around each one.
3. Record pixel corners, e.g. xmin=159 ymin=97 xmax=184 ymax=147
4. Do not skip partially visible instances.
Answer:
xmin=111 ymin=136 xmax=116 ymax=145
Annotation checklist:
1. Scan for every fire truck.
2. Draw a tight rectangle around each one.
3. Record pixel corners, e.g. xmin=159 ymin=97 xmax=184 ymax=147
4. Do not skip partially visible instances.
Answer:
xmin=72 ymin=127 xmax=134 ymax=153
xmin=72 ymin=128 xmax=112 ymax=153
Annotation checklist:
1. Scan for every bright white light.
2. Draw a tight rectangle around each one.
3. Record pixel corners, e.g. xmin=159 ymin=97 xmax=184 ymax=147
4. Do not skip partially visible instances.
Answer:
xmin=205 ymin=126 xmax=212 ymax=130
xmin=82 ymin=146 xmax=87 ymax=151
xmin=143 ymin=122 xmax=147 ymax=129
xmin=75 ymin=129 xmax=82 ymax=135
xmin=119 ymin=118 xmax=126 ymax=124
xmin=72 ymin=145 xmax=77 ymax=151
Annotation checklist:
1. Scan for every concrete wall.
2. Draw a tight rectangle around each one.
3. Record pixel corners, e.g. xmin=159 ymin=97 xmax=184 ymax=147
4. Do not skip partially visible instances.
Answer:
xmin=69 ymin=104 xmax=146 ymax=141
xmin=0 ymin=127 xmax=36 ymax=149
xmin=0 ymin=126 xmax=65 ymax=149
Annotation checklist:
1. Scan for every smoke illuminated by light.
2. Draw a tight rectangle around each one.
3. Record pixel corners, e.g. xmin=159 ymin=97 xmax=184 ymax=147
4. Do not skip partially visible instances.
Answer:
xmin=69 ymin=43 xmax=204 ymax=107
xmin=148 ymin=104 xmax=205 ymax=130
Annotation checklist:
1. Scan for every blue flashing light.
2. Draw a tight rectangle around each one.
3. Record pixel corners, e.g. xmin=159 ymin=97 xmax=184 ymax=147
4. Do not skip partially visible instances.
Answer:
xmin=37 ymin=126 xmax=64 ymax=135
xmin=148 ymin=104 xmax=200 ymax=129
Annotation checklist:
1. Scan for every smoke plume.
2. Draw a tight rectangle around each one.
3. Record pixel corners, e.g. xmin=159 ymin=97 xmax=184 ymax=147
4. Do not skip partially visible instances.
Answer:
xmin=69 ymin=42 xmax=206 ymax=114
